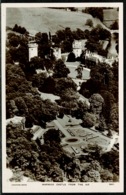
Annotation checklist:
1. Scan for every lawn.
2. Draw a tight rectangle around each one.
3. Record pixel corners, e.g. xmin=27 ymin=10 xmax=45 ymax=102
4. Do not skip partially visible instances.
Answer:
xmin=65 ymin=62 xmax=90 ymax=80
xmin=6 ymin=7 xmax=105 ymax=35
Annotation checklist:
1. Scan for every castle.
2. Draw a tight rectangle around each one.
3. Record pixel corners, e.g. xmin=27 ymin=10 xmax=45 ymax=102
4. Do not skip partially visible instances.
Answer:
xmin=28 ymin=42 xmax=38 ymax=61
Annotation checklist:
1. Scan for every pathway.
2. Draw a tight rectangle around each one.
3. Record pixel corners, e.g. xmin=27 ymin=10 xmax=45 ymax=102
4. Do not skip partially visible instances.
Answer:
xmin=53 ymin=120 xmax=71 ymax=137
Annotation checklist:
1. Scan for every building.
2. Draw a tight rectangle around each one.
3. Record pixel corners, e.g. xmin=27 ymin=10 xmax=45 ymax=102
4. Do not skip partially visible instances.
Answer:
xmin=28 ymin=42 xmax=38 ymax=61
xmin=72 ymin=39 xmax=87 ymax=58
xmin=103 ymin=8 xmax=118 ymax=28
xmin=6 ymin=116 xmax=26 ymax=130
xmin=85 ymin=50 xmax=117 ymax=67
xmin=85 ymin=50 xmax=102 ymax=67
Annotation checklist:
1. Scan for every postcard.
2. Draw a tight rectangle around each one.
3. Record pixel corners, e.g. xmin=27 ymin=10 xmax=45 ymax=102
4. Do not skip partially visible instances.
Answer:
xmin=1 ymin=2 xmax=124 ymax=193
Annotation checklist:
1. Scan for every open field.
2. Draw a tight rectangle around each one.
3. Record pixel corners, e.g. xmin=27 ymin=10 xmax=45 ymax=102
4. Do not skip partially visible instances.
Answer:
xmin=6 ymin=7 xmax=106 ymax=35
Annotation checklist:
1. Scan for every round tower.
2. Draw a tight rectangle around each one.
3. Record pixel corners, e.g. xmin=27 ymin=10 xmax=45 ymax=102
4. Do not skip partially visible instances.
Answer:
xmin=72 ymin=40 xmax=82 ymax=58
xmin=28 ymin=42 xmax=38 ymax=61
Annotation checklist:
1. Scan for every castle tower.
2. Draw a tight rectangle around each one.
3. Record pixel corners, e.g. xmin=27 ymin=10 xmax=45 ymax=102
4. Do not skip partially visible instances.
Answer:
xmin=28 ymin=42 xmax=38 ymax=61
xmin=72 ymin=40 xmax=83 ymax=58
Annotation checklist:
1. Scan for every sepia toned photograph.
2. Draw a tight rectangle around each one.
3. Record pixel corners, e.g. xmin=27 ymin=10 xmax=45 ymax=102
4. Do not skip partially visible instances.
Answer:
xmin=2 ymin=2 xmax=123 ymax=193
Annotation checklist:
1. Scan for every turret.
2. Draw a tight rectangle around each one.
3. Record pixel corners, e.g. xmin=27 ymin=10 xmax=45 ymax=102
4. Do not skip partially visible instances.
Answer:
xmin=28 ymin=42 xmax=38 ymax=61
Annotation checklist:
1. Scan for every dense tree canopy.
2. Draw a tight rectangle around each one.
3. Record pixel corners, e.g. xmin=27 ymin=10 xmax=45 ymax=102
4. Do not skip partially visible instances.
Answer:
xmin=67 ymin=52 xmax=76 ymax=62
xmin=85 ymin=26 xmax=111 ymax=56
xmin=53 ymin=59 xmax=70 ymax=78
xmin=84 ymin=7 xmax=103 ymax=21
xmin=54 ymin=77 xmax=77 ymax=96
xmin=13 ymin=24 xmax=28 ymax=34
xmin=44 ymin=129 xmax=61 ymax=144
xmin=81 ymin=112 xmax=96 ymax=127
xmin=29 ymin=57 xmax=45 ymax=70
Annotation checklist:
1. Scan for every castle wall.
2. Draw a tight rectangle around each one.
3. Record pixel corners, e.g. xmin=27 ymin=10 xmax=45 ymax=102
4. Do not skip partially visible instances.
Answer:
xmin=28 ymin=43 xmax=38 ymax=61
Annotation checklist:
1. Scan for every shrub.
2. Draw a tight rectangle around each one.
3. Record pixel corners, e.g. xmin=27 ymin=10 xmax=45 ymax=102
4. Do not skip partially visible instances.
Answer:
xmin=110 ymin=21 xmax=118 ymax=30
xmin=85 ymin=19 xmax=93 ymax=27
xmin=81 ymin=112 xmax=96 ymax=127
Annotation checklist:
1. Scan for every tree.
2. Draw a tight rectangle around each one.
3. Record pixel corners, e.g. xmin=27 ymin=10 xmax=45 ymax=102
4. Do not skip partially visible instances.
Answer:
xmin=85 ymin=39 xmax=102 ymax=53
xmin=100 ymin=169 xmax=113 ymax=182
xmin=6 ymin=63 xmax=38 ymax=102
xmin=89 ymin=93 xmax=104 ymax=116
xmin=13 ymin=24 xmax=28 ymax=34
xmin=101 ymin=150 xmax=119 ymax=175
xmin=53 ymin=59 xmax=70 ymax=78
xmin=116 ymin=44 xmax=118 ymax=53
xmin=95 ymin=24 xmax=103 ymax=29
xmin=25 ymin=115 xmax=34 ymax=128
xmin=69 ymin=7 xmax=78 ymax=12
xmin=73 ymin=100 xmax=89 ymax=119
xmin=9 ymin=168 xmax=24 ymax=182
xmin=85 ymin=27 xmax=111 ymax=55
xmin=75 ymin=28 xmax=86 ymax=40
xmin=6 ymin=50 xmax=13 ymax=64
xmin=14 ymin=96 xmax=28 ymax=115
xmin=109 ymin=103 xmax=118 ymax=132
xmin=61 ymin=40 xmax=72 ymax=53
xmin=43 ymin=58 xmax=54 ymax=70
xmin=81 ymin=112 xmax=96 ymax=127
xmin=110 ymin=21 xmax=118 ymax=30
xmin=84 ymin=8 xmax=103 ymax=21
xmin=109 ymin=61 xmax=118 ymax=102
xmin=76 ymin=65 xmax=83 ymax=79
xmin=56 ymin=30 xmax=65 ymax=41
xmin=60 ymin=88 xmax=79 ymax=102
xmin=9 ymin=34 xmax=20 ymax=47
xmin=59 ymin=88 xmax=79 ymax=115
xmin=39 ymin=76 xmax=56 ymax=94
xmin=87 ymin=169 xmax=101 ymax=182
xmin=24 ymin=95 xmax=59 ymax=125
xmin=20 ymin=36 xmax=28 ymax=47
xmin=41 ymin=33 xmax=49 ymax=44
xmin=99 ymin=28 xmax=111 ymax=40
xmin=16 ymin=45 xmax=29 ymax=64
xmin=54 ymin=77 xmax=77 ymax=96
xmin=30 ymin=56 xmax=45 ymax=70
xmin=96 ymin=115 xmax=108 ymax=132
xmin=90 ymin=27 xmax=111 ymax=41
xmin=101 ymin=90 xmax=115 ymax=123
xmin=79 ymin=79 xmax=102 ymax=98
xmin=88 ymin=62 xmax=113 ymax=92
xmin=35 ymin=32 xmax=42 ymax=43
xmin=85 ymin=19 xmax=93 ymax=27
xmin=32 ymin=72 xmax=47 ymax=88
xmin=67 ymin=52 xmax=76 ymax=62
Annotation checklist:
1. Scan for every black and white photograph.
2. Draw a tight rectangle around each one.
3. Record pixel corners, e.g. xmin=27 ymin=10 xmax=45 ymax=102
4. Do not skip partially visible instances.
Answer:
xmin=1 ymin=2 xmax=124 ymax=193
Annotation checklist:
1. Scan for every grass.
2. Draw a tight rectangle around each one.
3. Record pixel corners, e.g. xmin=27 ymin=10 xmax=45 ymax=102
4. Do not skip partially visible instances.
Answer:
xmin=6 ymin=7 xmax=105 ymax=35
